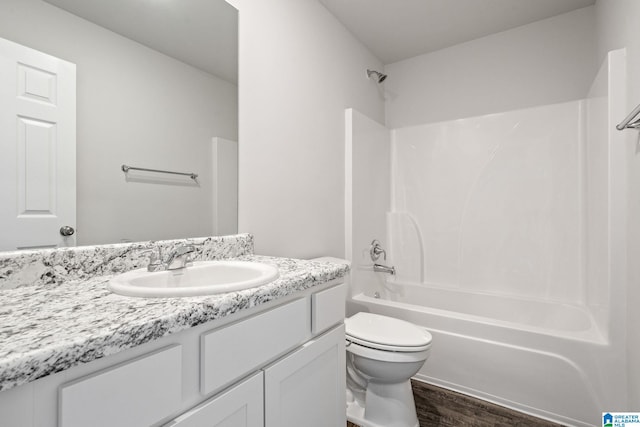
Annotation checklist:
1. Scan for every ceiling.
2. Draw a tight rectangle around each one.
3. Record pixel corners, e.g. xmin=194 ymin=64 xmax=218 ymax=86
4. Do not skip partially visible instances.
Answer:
xmin=43 ymin=0 xmax=238 ymax=83
xmin=41 ymin=0 xmax=596 ymax=80
xmin=318 ymin=0 xmax=596 ymax=64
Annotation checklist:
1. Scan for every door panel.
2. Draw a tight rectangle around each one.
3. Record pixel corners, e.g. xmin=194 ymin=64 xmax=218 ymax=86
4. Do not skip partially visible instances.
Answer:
xmin=0 ymin=37 xmax=76 ymax=250
xmin=264 ymin=325 xmax=346 ymax=427
xmin=165 ymin=372 xmax=263 ymax=427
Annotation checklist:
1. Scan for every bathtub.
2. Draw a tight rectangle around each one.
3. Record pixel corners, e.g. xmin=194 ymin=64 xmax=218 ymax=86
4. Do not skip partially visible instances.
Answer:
xmin=348 ymin=281 xmax=614 ymax=427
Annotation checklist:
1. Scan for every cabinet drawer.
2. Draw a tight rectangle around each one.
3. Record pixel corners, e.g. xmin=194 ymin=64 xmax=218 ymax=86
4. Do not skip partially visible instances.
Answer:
xmin=59 ymin=345 xmax=182 ymax=427
xmin=201 ymin=297 xmax=310 ymax=395
xmin=311 ymin=283 xmax=346 ymax=334
xmin=165 ymin=371 xmax=263 ymax=427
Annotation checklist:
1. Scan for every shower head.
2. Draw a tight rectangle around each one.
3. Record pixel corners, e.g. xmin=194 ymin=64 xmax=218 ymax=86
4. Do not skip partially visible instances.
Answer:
xmin=367 ymin=69 xmax=387 ymax=83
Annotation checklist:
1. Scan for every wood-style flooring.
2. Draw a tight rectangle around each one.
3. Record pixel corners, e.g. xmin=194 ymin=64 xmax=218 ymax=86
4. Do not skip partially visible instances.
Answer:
xmin=347 ymin=380 xmax=564 ymax=427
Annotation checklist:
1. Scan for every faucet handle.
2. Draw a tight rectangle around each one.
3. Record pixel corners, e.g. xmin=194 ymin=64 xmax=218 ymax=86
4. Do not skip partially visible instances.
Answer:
xmin=369 ymin=239 xmax=386 ymax=261
xmin=142 ymin=247 xmax=164 ymax=271
xmin=175 ymin=244 xmax=196 ymax=256
xmin=140 ymin=247 xmax=157 ymax=259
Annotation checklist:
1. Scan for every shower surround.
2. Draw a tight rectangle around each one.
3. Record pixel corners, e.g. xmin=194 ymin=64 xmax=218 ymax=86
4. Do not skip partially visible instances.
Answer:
xmin=392 ymin=102 xmax=587 ymax=305
xmin=346 ymin=49 xmax=628 ymax=426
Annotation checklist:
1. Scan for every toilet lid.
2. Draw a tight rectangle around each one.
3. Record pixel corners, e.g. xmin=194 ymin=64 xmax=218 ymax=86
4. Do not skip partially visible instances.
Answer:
xmin=345 ymin=312 xmax=432 ymax=352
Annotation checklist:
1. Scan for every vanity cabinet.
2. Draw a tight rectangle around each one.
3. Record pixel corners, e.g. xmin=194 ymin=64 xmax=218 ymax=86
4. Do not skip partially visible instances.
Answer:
xmin=166 ymin=324 xmax=345 ymax=427
xmin=166 ymin=282 xmax=346 ymax=427
xmin=0 ymin=281 xmax=346 ymax=427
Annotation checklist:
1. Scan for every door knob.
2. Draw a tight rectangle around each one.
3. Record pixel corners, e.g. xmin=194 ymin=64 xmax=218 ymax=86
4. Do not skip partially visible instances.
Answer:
xmin=60 ymin=226 xmax=75 ymax=236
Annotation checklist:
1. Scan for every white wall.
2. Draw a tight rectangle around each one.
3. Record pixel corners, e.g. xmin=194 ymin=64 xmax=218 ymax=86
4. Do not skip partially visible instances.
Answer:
xmin=235 ymin=0 xmax=385 ymax=259
xmin=595 ymin=0 xmax=640 ymax=407
xmin=384 ymin=6 xmax=597 ymax=128
xmin=0 ymin=0 xmax=238 ymax=245
xmin=345 ymin=109 xmax=390 ymax=301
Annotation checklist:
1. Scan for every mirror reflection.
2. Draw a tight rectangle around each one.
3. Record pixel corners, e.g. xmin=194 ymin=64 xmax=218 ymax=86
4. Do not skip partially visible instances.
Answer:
xmin=0 ymin=0 xmax=238 ymax=251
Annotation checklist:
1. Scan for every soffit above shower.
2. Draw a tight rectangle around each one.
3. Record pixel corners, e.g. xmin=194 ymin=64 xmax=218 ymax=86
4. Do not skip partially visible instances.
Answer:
xmin=42 ymin=0 xmax=238 ymax=84
xmin=318 ymin=0 xmax=596 ymax=64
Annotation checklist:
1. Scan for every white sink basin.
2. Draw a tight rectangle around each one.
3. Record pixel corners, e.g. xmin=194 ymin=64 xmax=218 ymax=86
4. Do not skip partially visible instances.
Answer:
xmin=108 ymin=260 xmax=280 ymax=297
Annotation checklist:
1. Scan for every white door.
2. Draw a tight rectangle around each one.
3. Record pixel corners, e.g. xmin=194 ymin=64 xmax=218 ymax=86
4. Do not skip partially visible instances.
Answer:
xmin=264 ymin=325 xmax=346 ymax=427
xmin=165 ymin=372 xmax=264 ymax=427
xmin=0 ymin=37 xmax=76 ymax=250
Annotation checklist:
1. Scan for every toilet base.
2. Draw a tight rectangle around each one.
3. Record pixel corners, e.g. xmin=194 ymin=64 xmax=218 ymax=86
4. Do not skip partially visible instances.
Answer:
xmin=346 ymin=379 xmax=420 ymax=427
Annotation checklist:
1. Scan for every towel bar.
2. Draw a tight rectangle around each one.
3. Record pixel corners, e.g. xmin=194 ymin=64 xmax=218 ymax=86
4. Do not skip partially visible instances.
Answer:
xmin=121 ymin=164 xmax=198 ymax=180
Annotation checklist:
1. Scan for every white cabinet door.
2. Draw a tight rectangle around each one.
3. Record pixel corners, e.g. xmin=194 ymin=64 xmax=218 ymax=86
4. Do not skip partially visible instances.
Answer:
xmin=165 ymin=372 xmax=263 ymax=427
xmin=264 ymin=324 xmax=346 ymax=427
xmin=0 ymin=36 xmax=76 ymax=250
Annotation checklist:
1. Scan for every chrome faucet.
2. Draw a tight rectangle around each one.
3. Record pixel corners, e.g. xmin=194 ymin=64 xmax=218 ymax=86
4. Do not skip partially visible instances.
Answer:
xmin=373 ymin=263 xmax=396 ymax=275
xmin=165 ymin=245 xmax=196 ymax=270
xmin=369 ymin=240 xmax=395 ymax=275
xmin=144 ymin=245 xmax=195 ymax=272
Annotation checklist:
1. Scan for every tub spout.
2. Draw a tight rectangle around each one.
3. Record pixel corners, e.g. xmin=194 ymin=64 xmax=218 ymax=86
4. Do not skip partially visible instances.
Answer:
xmin=373 ymin=263 xmax=395 ymax=275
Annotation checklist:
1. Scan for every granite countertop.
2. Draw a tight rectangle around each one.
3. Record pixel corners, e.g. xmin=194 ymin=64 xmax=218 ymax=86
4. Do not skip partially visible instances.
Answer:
xmin=0 ymin=255 xmax=349 ymax=392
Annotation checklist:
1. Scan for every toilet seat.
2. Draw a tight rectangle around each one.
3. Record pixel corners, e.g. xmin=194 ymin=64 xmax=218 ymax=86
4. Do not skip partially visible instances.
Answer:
xmin=347 ymin=339 xmax=431 ymax=363
xmin=346 ymin=335 xmax=431 ymax=352
xmin=345 ymin=312 xmax=432 ymax=353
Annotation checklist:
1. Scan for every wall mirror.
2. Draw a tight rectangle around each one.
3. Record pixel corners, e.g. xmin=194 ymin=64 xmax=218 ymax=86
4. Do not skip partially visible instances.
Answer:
xmin=0 ymin=0 xmax=238 ymax=251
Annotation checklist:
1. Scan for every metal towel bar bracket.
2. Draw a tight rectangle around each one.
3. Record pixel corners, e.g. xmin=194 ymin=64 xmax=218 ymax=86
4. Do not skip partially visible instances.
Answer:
xmin=616 ymin=102 xmax=640 ymax=130
xmin=121 ymin=164 xmax=198 ymax=180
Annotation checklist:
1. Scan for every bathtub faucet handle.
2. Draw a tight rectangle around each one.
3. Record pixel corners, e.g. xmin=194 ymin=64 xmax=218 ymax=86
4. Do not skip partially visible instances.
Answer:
xmin=370 ymin=239 xmax=386 ymax=261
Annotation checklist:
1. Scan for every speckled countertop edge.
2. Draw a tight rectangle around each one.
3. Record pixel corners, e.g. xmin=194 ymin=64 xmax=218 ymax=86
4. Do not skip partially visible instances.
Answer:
xmin=0 ymin=255 xmax=349 ymax=392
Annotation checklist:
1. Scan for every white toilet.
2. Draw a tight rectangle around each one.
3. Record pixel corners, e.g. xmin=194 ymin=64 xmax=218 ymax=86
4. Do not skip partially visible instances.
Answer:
xmin=345 ymin=312 xmax=432 ymax=427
